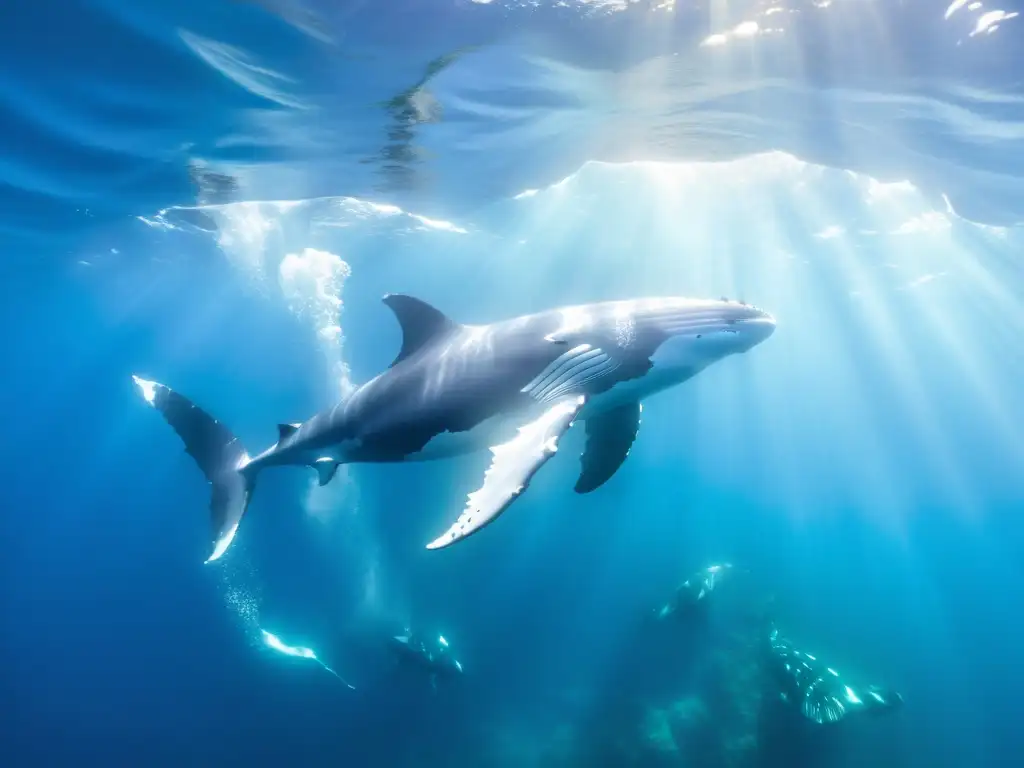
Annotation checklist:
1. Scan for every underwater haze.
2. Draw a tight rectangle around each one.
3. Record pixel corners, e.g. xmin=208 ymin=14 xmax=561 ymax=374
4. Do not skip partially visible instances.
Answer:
xmin=2 ymin=0 xmax=1023 ymax=766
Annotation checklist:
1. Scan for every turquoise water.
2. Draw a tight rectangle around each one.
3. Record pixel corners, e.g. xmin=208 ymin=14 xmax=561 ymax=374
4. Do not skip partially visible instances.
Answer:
xmin=2 ymin=1 xmax=1023 ymax=766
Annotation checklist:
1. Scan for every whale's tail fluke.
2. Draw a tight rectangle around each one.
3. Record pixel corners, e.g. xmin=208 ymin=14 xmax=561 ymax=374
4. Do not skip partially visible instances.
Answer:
xmin=132 ymin=375 xmax=255 ymax=564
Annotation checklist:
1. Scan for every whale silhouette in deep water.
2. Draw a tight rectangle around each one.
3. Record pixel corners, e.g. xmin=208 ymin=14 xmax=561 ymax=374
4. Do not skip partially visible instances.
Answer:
xmin=388 ymin=630 xmax=464 ymax=691
xmin=657 ymin=563 xmax=736 ymax=621
xmin=133 ymin=293 xmax=775 ymax=562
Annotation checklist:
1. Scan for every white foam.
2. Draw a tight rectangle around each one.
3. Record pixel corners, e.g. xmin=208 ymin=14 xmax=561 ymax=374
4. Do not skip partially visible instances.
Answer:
xmin=279 ymin=247 xmax=354 ymax=397
xmin=275 ymin=247 xmax=362 ymax=529
xmin=170 ymin=192 xmax=463 ymax=464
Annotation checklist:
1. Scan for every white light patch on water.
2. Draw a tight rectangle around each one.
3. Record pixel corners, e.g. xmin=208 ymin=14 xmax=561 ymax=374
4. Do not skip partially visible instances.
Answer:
xmin=701 ymin=16 xmax=781 ymax=46
xmin=891 ymin=211 xmax=952 ymax=235
xmin=179 ymin=30 xmax=307 ymax=110
xmin=242 ymin=0 xmax=333 ymax=42
xmin=903 ymin=272 xmax=949 ymax=290
xmin=945 ymin=0 xmax=967 ymax=18
xmin=815 ymin=225 xmax=845 ymax=240
xmin=529 ymin=153 xmax=1010 ymax=243
xmin=364 ymin=201 xmax=401 ymax=216
xmin=410 ymin=214 xmax=468 ymax=234
xmin=137 ymin=214 xmax=178 ymax=231
xmin=971 ymin=10 xmax=1018 ymax=35
xmin=864 ymin=178 xmax=916 ymax=202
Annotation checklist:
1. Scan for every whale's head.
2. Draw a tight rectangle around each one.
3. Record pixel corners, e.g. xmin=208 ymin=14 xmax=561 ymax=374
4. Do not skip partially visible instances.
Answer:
xmin=629 ymin=296 xmax=776 ymax=378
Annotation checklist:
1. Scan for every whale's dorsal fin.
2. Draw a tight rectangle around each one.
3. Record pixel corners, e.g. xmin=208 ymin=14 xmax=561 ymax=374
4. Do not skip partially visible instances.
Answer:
xmin=277 ymin=423 xmax=300 ymax=443
xmin=383 ymin=294 xmax=458 ymax=368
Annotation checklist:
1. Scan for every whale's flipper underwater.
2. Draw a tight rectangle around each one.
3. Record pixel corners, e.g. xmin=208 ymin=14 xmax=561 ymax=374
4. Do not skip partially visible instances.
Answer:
xmin=134 ymin=293 xmax=775 ymax=562
xmin=574 ymin=400 xmax=642 ymax=494
xmin=766 ymin=624 xmax=904 ymax=725
xmin=424 ymin=394 xmax=586 ymax=549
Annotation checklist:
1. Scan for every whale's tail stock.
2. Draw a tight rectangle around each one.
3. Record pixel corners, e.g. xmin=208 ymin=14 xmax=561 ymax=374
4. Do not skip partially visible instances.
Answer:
xmin=132 ymin=375 xmax=255 ymax=564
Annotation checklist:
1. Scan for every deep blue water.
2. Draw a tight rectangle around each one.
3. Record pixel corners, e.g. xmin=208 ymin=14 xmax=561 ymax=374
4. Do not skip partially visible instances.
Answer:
xmin=2 ymin=1 xmax=1024 ymax=766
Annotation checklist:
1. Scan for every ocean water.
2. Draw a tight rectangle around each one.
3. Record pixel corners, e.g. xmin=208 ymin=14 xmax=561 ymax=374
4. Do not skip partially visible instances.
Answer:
xmin=2 ymin=1 xmax=1023 ymax=766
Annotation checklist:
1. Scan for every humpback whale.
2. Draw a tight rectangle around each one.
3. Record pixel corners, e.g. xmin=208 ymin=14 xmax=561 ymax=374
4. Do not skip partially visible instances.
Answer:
xmin=133 ymin=293 xmax=775 ymax=562
xmin=657 ymin=563 xmax=735 ymax=620
xmin=389 ymin=630 xmax=464 ymax=690
xmin=765 ymin=624 xmax=904 ymax=724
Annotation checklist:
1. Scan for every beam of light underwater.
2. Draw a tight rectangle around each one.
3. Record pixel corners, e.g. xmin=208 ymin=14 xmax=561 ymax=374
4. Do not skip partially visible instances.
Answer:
xmin=261 ymin=629 xmax=356 ymax=690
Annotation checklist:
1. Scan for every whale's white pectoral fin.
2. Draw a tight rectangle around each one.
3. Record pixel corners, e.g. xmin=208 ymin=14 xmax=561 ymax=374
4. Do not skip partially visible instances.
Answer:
xmin=802 ymin=690 xmax=846 ymax=724
xmin=425 ymin=395 xmax=586 ymax=550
